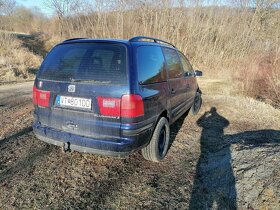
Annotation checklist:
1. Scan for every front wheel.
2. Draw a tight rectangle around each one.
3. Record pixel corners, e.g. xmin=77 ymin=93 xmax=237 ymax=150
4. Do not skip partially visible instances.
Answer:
xmin=191 ymin=91 xmax=202 ymax=115
xmin=141 ymin=117 xmax=170 ymax=162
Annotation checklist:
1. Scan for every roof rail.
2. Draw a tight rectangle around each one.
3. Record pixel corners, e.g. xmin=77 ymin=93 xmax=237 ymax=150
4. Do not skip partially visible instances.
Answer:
xmin=129 ymin=36 xmax=176 ymax=48
xmin=63 ymin=38 xmax=86 ymax=42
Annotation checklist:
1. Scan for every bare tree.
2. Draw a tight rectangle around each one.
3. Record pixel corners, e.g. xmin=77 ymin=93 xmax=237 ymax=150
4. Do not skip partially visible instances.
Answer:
xmin=46 ymin=0 xmax=92 ymax=39
xmin=0 ymin=0 xmax=16 ymax=15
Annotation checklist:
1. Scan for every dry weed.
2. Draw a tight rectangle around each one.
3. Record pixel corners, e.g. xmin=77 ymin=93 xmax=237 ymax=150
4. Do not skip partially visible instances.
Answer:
xmin=0 ymin=33 xmax=42 ymax=81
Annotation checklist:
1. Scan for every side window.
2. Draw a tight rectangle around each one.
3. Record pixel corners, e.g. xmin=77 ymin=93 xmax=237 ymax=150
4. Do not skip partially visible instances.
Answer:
xmin=137 ymin=46 xmax=166 ymax=84
xmin=179 ymin=52 xmax=194 ymax=74
xmin=162 ymin=48 xmax=183 ymax=79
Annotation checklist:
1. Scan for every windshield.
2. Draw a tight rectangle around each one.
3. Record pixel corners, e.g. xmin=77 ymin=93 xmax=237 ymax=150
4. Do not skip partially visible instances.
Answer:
xmin=38 ymin=43 xmax=127 ymax=84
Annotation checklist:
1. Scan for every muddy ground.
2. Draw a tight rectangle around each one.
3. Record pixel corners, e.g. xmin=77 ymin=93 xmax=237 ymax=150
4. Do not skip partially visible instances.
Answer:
xmin=0 ymin=79 xmax=279 ymax=209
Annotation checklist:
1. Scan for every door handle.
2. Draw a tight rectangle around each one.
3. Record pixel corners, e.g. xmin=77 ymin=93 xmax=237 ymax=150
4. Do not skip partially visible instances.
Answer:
xmin=171 ymin=88 xmax=176 ymax=94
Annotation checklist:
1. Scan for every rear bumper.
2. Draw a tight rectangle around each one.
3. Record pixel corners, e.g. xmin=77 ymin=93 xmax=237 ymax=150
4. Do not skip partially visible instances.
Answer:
xmin=33 ymin=122 xmax=153 ymax=157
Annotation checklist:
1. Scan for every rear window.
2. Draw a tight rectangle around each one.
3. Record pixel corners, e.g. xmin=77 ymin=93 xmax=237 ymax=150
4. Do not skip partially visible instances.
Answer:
xmin=38 ymin=43 xmax=127 ymax=84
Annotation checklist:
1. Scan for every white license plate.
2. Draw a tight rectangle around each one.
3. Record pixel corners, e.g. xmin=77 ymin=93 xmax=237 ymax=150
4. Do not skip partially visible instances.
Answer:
xmin=57 ymin=96 xmax=92 ymax=109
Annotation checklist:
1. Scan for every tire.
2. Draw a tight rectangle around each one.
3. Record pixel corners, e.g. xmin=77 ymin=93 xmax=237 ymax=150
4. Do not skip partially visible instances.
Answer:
xmin=191 ymin=91 xmax=202 ymax=115
xmin=141 ymin=117 xmax=170 ymax=162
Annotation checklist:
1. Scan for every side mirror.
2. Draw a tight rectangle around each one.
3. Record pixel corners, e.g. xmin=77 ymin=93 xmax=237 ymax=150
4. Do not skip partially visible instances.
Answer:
xmin=195 ymin=70 xmax=203 ymax=77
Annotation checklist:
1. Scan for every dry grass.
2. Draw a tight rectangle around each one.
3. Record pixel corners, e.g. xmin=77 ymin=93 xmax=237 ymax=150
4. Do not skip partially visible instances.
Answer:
xmin=0 ymin=33 xmax=42 ymax=81
xmin=41 ymin=1 xmax=279 ymax=106
xmin=198 ymin=77 xmax=280 ymax=130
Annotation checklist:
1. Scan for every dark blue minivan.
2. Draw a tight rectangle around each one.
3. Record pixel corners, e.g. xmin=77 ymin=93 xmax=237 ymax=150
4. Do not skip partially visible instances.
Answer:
xmin=33 ymin=36 xmax=202 ymax=162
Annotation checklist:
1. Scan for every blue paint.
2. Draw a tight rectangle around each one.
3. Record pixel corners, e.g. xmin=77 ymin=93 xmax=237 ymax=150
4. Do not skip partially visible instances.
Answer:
xmin=33 ymin=37 xmax=201 ymax=158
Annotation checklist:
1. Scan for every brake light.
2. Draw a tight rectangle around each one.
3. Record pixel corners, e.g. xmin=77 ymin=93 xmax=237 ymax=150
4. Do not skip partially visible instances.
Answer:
xmin=97 ymin=94 xmax=144 ymax=118
xmin=97 ymin=97 xmax=121 ymax=116
xmin=33 ymin=86 xmax=50 ymax=107
xmin=121 ymin=94 xmax=144 ymax=118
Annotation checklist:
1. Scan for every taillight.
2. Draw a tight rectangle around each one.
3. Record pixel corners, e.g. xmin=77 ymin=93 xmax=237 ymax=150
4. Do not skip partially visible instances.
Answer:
xmin=33 ymin=86 xmax=50 ymax=107
xmin=97 ymin=94 xmax=144 ymax=118
xmin=121 ymin=94 xmax=144 ymax=118
xmin=97 ymin=97 xmax=121 ymax=117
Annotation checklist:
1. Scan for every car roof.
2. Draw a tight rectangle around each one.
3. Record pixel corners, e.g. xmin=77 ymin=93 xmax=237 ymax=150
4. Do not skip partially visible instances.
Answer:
xmin=60 ymin=36 xmax=177 ymax=50
xmin=60 ymin=38 xmax=130 ymax=46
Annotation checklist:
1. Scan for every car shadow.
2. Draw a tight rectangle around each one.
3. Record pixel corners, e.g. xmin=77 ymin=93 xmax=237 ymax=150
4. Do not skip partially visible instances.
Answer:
xmin=169 ymin=110 xmax=189 ymax=149
xmin=189 ymin=107 xmax=280 ymax=209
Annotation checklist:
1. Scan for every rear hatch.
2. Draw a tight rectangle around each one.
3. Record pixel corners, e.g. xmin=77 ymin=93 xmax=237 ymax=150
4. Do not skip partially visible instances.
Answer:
xmin=34 ymin=42 xmax=128 ymax=140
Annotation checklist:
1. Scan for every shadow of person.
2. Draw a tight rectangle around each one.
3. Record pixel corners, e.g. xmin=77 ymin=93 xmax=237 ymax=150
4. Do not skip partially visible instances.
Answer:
xmin=189 ymin=107 xmax=237 ymax=210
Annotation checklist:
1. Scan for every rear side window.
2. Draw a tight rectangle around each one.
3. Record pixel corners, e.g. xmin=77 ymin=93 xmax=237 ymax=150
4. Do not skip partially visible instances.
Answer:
xmin=137 ymin=46 xmax=166 ymax=85
xmin=162 ymin=48 xmax=183 ymax=79
xmin=38 ymin=43 xmax=127 ymax=84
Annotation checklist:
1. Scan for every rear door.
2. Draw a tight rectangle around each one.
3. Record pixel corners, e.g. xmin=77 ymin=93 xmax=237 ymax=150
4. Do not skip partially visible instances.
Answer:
xmin=162 ymin=47 xmax=186 ymax=120
xmin=35 ymin=42 xmax=128 ymax=140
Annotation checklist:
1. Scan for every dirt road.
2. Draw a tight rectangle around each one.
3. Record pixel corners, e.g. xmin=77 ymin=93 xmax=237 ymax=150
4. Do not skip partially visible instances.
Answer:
xmin=0 ymin=81 xmax=33 ymax=101
xmin=0 ymin=80 xmax=279 ymax=209
xmin=0 ymin=81 xmax=33 ymax=139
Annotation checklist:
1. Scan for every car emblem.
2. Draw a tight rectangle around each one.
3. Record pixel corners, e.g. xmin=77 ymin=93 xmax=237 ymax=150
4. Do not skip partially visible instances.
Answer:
xmin=68 ymin=85 xmax=75 ymax=93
